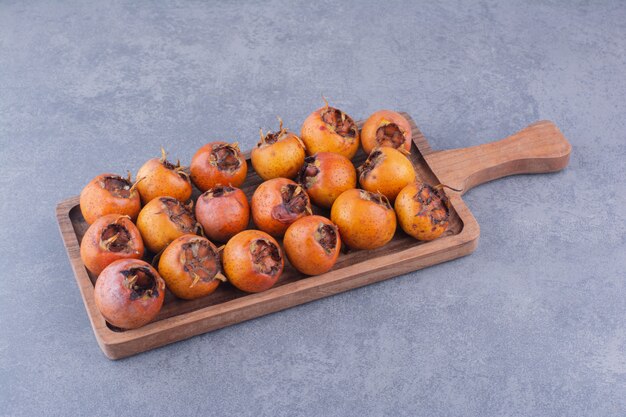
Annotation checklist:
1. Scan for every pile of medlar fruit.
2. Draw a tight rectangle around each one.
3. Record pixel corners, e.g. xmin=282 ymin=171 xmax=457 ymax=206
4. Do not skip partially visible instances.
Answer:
xmin=79 ymin=100 xmax=452 ymax=330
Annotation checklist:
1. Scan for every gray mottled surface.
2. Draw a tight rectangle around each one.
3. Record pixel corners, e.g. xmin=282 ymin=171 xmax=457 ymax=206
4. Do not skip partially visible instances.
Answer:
xmin=1 ymin=0 xmax=625 ymax=416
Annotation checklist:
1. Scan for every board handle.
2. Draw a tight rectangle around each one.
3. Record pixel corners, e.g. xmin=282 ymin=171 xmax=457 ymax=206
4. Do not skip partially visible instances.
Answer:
xmin=424 ymin=120 xmax=571 ymax=194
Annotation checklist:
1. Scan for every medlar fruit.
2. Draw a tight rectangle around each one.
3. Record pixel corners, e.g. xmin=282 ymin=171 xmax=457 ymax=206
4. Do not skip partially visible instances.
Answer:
xmin=358 ymin=147 xmax=416 ymax=202
xmin=330 ymin=189 xmax=396 ymax=250
xmin=297 ymin=152 xmax=356 ymax=209
xmin=94 ymin=259 xmax=165 ymax=330
xmin=136 ymin=147 xmax=192 ymax=204
xmin=251 ymin=118 xmax=306 ymax=181
xmin=300 ymin=98 xmax=360 ymax=160
xmin=136 ymin=196 xmax=199 ymax=253
xmin=190 ymin=141 xmax=247 ymax=191
xmin=80 ymin=173 xmax=141 ymax=224
xmin=283 ymin=215 xmax=341 ymax=275
xmin=158 ymin=234 xmax=226 ymax=300
xmin=395 ymin=182 xmax=451 ymax=241
xmin=195 ymin=186 xmax=250 ymax=243
xmin=361 ymin=110 xmax=412 ymax=154
xmin=222 ymin=230 xmax=284 ymax=293
xmin=80 ymin=214 xmax=144 ymax=276
xmin=251 ymin=178 xmax=312 ymax=237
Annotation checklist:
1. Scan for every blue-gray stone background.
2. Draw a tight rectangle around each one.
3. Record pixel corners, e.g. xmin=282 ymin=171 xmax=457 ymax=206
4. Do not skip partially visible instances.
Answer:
xmin=1 ymin=1 xmax=624 ymax=416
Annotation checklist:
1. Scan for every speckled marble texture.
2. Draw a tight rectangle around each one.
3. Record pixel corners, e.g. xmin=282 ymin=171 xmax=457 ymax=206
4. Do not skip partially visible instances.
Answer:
xmin=1 ymin=1 xmax=625 ymax=416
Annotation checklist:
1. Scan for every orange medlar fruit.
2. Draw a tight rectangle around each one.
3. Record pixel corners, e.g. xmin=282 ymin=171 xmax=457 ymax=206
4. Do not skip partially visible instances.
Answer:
xmin=79 ymin=173 xmax=141 ymax=224
xmin=300 ymin=98 xmax=360 ymax=160
xmin=136 ymin=147 xmax=192 ymax=204
xmin=190 ymin=141 xmax=247 ymax=191
xmin=251 ymin=118 xmax=306 ymax=181
xmin=361 ymin=110 xmax=412 ymax=154
xmin=136 ymin=196 xmax=200 ymax=253
xmin=251 ymin=178 xmax=312 ymax=237
xmin=330 ymin=189 xmax=396 ymax=250
xmin=80 ymin=214 xmax=144 ymax=276
xmin=357 ymin=147 xmax=416 ymax=202
xmin=158 ymin=234 xmax=226 ymax=300
xmin=283 ymin=215 xmax=341 ymax=275
xmin=297 ymin=152 xmax=357 ymax=209
xmin=395 ymin=182 xmax=451 ymax=241
xmin=222 ymin=230 xmax=284 ymax=293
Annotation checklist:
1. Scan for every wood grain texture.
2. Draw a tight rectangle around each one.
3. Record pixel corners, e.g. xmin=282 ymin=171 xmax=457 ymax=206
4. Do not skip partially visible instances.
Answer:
xmin=425 ymin=120 xmax=571 ymax=194
xmin=55 ymin=113 xmax=570 ymax=359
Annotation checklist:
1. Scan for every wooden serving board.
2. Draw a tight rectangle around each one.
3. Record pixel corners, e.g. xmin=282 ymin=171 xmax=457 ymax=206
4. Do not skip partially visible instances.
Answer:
xmin=56 ymin=113 xmax=571 ymax=359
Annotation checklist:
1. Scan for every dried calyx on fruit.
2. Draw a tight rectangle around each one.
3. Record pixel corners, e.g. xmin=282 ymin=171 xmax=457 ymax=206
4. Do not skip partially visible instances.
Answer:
xmin=320 ymin=98 xmax=358 ymax=138
xmin=271 ymin=184 xmax=311 ymax=223
xmin=376 ymin=123 xmax=406 ymax=149
xmin=259 ymin=117 xmax=302 ymax=146
xmin=357 ymin=150 xmax=383 ymax=178
xmin=203 ymin=185 xmax=235 ymax=199
xmin=360 ymin=189 xmax=392 ymax=209
xmin=99 ymin=219 xmax=133 ymax=253
xmin=297 ymin=155 xmax=320 ymax=188
xmin=159 ymin=147 xmax=190 ymax=181
xmin=122 ymin=266 xmax=160 ymax=300
xmin=315 ymin=223 xmax=338 ymax=254
xmin=414 ymin=183 xmax=451 ymax=224
xmin=210 ymin=143 xmax=242 ymax=172
xmin=180 ymin=239 xmax=226 ymax=287
xmin=161 ymin=197 xmax=199 ymax=233
xmin=99 ymin=173 xmax=140 ymax=198
xmin=250 ymin=239 xmax=282 ymax=275
xmin=361 ymin=110 xmax=412 ymax=154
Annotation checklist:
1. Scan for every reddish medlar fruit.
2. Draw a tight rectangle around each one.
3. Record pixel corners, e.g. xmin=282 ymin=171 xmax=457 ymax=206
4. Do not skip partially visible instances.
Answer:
xmin=330 ymin=189 xmax=397 ymax=250
xmin=283 ymin=215 xmax=341 ymax=275
xmin=190 ymin=141 xmax=247 ymax=191
xmin=395 ymin=182 xmax=451 ymax=241
xmin=358 ymin=147 xmax=416 ymax=202
xmin=136 ymin=147 xmax=192 ymax=204
xmin=222 ymin=230 xmax=284 ymax=293
xmin=300 ymin=98 xmax=360 ymax=160
xmin=297 ymin=152 xmax=356 ymax=209
xmin=158 ymin=234 xmax=226 ymax=300
xmin=361 ymin=110 xmax=412 ymax=154
xmin=79 ymin=173 xmax=141 ymax=224
xmin=251 ymin=118 xmax=306 ymax=181
xmin=94 ymin=259 xmax=166 ymax=330
xmin=136 ymin=196 xmax=200 ymax=253
xmin=195 ymin=186 xmax=250 ymax=243
xmin=251 ymin=178 xmax=312 ymax=237
xmin=80 ymin=214 xmax=144 ymax=276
